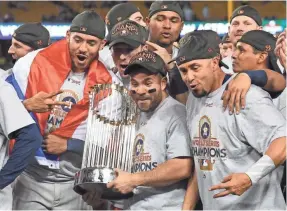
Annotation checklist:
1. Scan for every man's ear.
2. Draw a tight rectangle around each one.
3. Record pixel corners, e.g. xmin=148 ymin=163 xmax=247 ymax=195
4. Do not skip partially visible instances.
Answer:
xmin=161 ymin=76 xmax=167 ymax=91
xmin=257 ymin=52 xmax=268 ymax=65
xmin=180 ymin=20 xmax=184 ymax=32
xmin=100 ymin=39 xmax=107 ymax=50
xmin=228 ymin=26 xmax=231 ymax=37
xmin=66 ymin=30 xmax=71 ymax=42
xmin=145 ymin=17 xmax=150 ymax=27
xmin=212 ymin=56 xmax=220 ymax=71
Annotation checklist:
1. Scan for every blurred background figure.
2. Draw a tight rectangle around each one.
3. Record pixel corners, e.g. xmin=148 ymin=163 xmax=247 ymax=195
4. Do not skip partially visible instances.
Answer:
xmin=220 ymin=34 xmax=233 ymax=58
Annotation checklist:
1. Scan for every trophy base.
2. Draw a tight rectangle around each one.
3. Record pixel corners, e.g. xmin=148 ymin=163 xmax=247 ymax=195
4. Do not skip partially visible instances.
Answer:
xmin=74 ymin=167 xmax=133 ymax=200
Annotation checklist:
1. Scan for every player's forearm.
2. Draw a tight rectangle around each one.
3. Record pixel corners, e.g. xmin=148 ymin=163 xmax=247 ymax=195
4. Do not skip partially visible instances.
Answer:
xmin=245 ymin=136 xmax=286 ymax=185
xmin=182 ymin=168 xmax=199 ymax=210
xmin=132 ymin=158 xmax=192 ymax=188
xmin=265 ymin=136 xmax=286 ymax=166
xmin=243 ymin=69 xmax=285 ymax=98
xmin=22 ymin=98 xmax=32 ymax=112
xmin=263 ymin=69 xmax=286 ymax=92
xmin=0 ymin=123 xmax=42 ymax=189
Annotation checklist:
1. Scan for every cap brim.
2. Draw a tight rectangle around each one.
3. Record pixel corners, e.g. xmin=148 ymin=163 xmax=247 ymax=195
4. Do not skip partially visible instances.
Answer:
xmin=109 ymin=38 xmax=142 ymax=49
xmin=124 ymin=63 xmax=159 ymax=76
xmin=219 ymin=60 xmax=229 ymax=69
xmin=170 ymin=55 xmax=229 ymax=70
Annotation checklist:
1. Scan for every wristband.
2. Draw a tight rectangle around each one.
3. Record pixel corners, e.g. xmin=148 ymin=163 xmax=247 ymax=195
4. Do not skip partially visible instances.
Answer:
xmin=245 ymin=155 xmax=276 ymax=185
xmin=242 ymin=70 xmax=267 ymax=88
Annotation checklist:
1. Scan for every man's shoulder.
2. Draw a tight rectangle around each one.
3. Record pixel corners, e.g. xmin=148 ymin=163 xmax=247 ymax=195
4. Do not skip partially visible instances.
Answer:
xmin=245 ymin=85 xmax=272 ymax=105
xmin=160 ymin=96 xmax=186 ymax=118
xmin=0 ymin=78 xmax=17 ymax=97
xmin=13 ymin=49 xmax=42 ymax=70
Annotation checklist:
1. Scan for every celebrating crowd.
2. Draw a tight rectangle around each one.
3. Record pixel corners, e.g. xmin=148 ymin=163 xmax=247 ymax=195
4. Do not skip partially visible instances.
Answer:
xmin=0 ymin=1 xmax=286 ymax=210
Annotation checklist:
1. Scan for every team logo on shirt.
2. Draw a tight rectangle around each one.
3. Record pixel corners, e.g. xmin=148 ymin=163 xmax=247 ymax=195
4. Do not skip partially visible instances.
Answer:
xmin=46 ymin=90 xmax=79 ymax=133
xmin=191 ymin=115 xmax=227 ymax=171
xmin=131 ymin=134 xmax=158 ymax=173
xmin=58 ymin=90 xmax=78 ymax=112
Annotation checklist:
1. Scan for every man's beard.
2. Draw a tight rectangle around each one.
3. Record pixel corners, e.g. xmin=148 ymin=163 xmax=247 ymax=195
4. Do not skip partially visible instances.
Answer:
xmin=140 ymin=93 xmax=162 ymax=113
xmin=192 ymin=90 xmax=208 ymax=98
xmin=156 ymin=39 xmax=172 ymax=49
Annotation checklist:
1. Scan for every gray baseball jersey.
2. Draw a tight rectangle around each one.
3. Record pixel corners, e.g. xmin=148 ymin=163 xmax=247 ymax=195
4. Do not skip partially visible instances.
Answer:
xmin=186 ymin=79 xmax=286 ymax=210
xmin=124 ymin=96 xmax=191 ymax=210
xmin=0 ymin=77 xmax=34 ymax=210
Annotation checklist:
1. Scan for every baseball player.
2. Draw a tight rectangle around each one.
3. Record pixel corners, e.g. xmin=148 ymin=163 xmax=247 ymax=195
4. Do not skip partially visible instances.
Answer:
xmin=106 ymin=50 xmax=192 ymax=210
xmin=108 ymin=20 xmax=148 ymax=87
xmin=82 ymin=20 xmax=149 ymax=210
xmin=3 ymin=23 xmax=64 ymax=115
xmin=12 ymin=11 xmax=111 ymax=210
xmin=100 ymin=2 xmax=146 ymax=74
xmin=221 ymin=5 xmax=263 ymax=74
xmin=175 ymin=32 xmax=286 ymax=210
xmin=2 ymin=22 xmax=50 ymax=80
xmin=220 ymin=34 xmax=233 ymax=59
xmin=145 ymin=1 xmax=189 ymax=104
xmin=233 ymin=30 xmax=287 ymax=200
xmin=179 ymin=28 xmax=286 ymax=115
xmin=232 ymin=30 xmax=285 ymax=116
xmin=8 ymin=23 xmax=50 ymax=64
xmin=0 ymin=76 xmax=42 ymax=210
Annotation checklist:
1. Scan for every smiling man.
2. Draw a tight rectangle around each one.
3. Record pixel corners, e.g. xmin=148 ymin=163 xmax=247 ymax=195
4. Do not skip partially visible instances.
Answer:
xmin=11 ymin=11 xmax=112 ymax=210
xmin=108 ymin=20 xmax=148 ymax=88
xmin=176 ymin=32 xmax=286 ymax=210
xmin=1 ymin=22 xmax=50 ymax=80
xmin=107 ymin=50 xmax=192 ymax=210
xmin=99 ymin=2 xmax=147 ymax=75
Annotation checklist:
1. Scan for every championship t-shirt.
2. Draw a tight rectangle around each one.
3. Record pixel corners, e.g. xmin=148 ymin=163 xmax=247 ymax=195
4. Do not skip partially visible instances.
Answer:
xmin=45 ymin=71 xmax=86 ymax=134
xmin=186 ymin=78 xmax=286 ymax=210
xmin=125 ymin=96 xmax=191 ymax=210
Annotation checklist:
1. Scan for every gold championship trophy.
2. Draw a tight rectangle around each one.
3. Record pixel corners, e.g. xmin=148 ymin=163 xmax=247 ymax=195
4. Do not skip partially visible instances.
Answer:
xmin=74 ymin=83 xmax=138 ymax=200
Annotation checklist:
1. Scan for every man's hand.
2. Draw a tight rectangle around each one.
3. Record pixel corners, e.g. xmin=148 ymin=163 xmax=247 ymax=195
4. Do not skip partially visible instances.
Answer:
xmin=275 ymin=30 xmax=286 ymax=69
xmin=107 ymin=169 xmax=136 ymax=194
xmin=42 ymin=134 xmax=68 ymax=155
xmin=209 ymin=173 xmax=252 ymax=198
xmin=145 ymin=41 xmax=175 ymax=70
xmin=23 ymin=90 xmax=70 ymax=113
xmin=222 ymin=73 xmax=251 ymax=115
xmin=82 ymin=190 xmax=107 ymax=209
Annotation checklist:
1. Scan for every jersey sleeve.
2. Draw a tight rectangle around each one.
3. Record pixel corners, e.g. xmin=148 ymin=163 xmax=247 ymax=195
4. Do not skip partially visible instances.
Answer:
xmin=0 ymin=81 xmax=34 ymax=137
xmin=166 ymin=115 xmax=191 ymax=160
xmin=237 ymin=90 xmax=286 ymax=154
